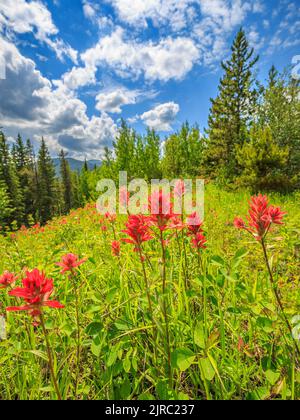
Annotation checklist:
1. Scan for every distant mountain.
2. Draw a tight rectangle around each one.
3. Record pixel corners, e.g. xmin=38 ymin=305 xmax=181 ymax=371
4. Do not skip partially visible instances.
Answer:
xmin=53 ymin=158 xmax=101 ymax=175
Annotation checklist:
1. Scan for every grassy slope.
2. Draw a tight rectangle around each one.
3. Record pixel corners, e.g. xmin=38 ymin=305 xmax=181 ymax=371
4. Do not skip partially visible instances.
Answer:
xmin=0 ymin=185 xmax=299 ymax=400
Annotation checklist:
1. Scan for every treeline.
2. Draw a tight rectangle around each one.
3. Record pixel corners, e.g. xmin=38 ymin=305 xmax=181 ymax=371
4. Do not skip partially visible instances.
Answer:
xmin=99 ymin=29 xmax=300 ymax=192
xmin=0 ymin=133 xmax=91 ymax=230
xmin=0 ymin=29 xmax=299 ymax=230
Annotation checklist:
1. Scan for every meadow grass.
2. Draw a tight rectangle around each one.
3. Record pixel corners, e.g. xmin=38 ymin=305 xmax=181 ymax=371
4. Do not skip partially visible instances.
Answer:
xmin=0 ymin=185 xmax=299 ymax=400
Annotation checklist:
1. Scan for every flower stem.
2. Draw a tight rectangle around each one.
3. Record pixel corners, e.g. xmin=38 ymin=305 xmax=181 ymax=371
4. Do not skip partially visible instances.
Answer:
xmin=73 ymin=282 xmax=81 ymax=397
xmin=160 ymin=231 xmax=172 ymax=387
xmin=261 ymin=239 xmax=300 ymax=361
xmin=40 ymin=312 xmax=62 ymax=400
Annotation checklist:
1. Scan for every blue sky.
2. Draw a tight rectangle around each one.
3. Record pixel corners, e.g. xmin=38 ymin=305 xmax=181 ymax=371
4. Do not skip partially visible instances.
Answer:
xmin=0 ymin=0 xmax=299 ymax=159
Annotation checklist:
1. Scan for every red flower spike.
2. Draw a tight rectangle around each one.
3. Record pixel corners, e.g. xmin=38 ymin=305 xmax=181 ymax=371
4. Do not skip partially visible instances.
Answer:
xmin=187 ymin=212 xmax=204 ymax=236
xmin=57 ymin=253 xmax=87 ymax=274
xmin=0 ymin=271 xmax=18 ymax=290
xmin=149 ymin=191 xmax=175 ymax=232
xmin=111 ymin=241 xmax=121 ymax=257
xmin=191 ymin=233 xmax=207 ymax=250
xmin=234 ymin=195 xmax=287 ymax=241
xmin=6 ymin=269 xmax=64 ymax=319
xmin=122 ymin=215 xmax=153 ymax=252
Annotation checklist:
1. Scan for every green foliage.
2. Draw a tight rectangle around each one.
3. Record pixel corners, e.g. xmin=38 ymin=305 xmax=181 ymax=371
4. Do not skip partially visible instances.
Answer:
xmin=162 ymin=122 xmax=203 ymax=178
xmin=236 ymin=126 xmax=290 ymax=191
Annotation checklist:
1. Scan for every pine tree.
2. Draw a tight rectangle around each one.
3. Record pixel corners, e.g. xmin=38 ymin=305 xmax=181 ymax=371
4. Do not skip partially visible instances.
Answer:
xmin=59 ymin=149 xmax=74 ymax=213
xmin=0 ymin=181 xmax=13 ymax=230
xmin=236 ymin=126 xmax=289 ymax=191
xmin=204 ymin=28 xmax=259 ymax=182
xmin=37 ymin=138 xmax=56 ymax=224
xmin=0 ymin=131 xmax=24 ymax=226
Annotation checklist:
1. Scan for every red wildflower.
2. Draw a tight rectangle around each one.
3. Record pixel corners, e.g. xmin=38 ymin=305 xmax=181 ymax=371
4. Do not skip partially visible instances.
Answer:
xmin=234 ymin=217 xmax=247 ymax=230
xmin=234 ymin=195 xmax=287 ymax=240
xmin=186 ymin=212 xmax=203 ymax=236
xmin=0 ymin=271 xmax=18 ymax=289
xmin=105 ymin=212 xmax=117 ymax=223
xmin=122 ymin=215 xmax=153 ymax=252
xmin=191 ymin=233 xmax=207 ymax=250
xmin=149 ymin=191 xmax=175 ymax=232
xmin=57 ymin=253 xmax=87 ymax=274
xmin=268 ymin=206 xmax=287 ymax=225
xmin=6 ymin=269 xmax=64 ymax=318
xmin=111 ymin=240 xmax=120 ymax=257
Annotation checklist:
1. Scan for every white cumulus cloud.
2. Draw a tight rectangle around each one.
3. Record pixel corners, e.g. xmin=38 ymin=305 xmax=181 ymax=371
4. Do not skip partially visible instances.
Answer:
xmin=140 ymin=102 xmax=180 ymax=131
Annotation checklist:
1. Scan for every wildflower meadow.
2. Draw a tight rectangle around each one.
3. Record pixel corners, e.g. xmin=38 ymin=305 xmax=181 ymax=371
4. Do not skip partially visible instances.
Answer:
xmin=0 ymin=185 xmax=299 ymax=400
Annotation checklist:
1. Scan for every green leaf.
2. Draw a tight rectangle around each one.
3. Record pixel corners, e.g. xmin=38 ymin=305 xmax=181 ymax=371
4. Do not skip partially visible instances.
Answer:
xmin=232 ymin=247 xmax=249 ymax=268
xmin=123 ymin=356 xmax=131 ymax=373
xmin=256 ymin=317 xmax=274 ymax=333
xmin=211 ymin=255 xmax=225 ymax=267
xmin=27 ymin=350 xmax=48 ymax=362
xmin=91 ymin=335 xmax=102 ymax=357
xmin=265 ymin=370 xmax=280 ymax=385
xmin=107 ymin=349 xmax=118 ymax=367
xmin=171 ymin=348 xmax=195 ymax=372
xmin=199 ymin=357 xmax=215 ymax=381
xmin=85 ymin=322 xmax=102 ymax=337
xmin=194 ymin=323 xmax=206 ymax=349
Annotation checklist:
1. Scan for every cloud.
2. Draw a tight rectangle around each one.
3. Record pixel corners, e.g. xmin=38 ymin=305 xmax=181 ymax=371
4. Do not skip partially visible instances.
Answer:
xmin=82 ymin=1 xmax=98 ymax=20
xmin=0 ymin=37 xmax=116 ymax=158
xmin=140 ymin=102 xmax=180 ymax=131
xmin=80 ymin=28 xmax=199 ymax=83
xmin=95 ymin=88 xmax=139 ymax=114
xmin=0 ymin=0 xmax=78 ymax=63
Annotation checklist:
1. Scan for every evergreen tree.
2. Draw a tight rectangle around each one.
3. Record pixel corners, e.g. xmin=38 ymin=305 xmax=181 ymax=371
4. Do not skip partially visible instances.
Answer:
xmin=0 ymin=181 xmax=13 ymax=230
xmin=204 ymin=28 xmax=259 ymax=182
xmin=59 ymin=149 xmax=74 ymax=213
xmin=0 ymin=131 xmax=24 ymax=226
xmin=37 ymin=138 xmax=56 ymax=224
xmin=236 ymin=126 xmax=289 ymax=192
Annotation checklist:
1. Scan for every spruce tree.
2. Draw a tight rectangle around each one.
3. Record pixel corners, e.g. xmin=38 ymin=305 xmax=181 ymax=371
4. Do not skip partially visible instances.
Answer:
xmin=0 ymin=131 xmax=24 ymax=226
xmin=204 ymin=28 xmax=259 ymax=182
xmin=59 ymin=149 xmax=74 ymax=213
xmin=37 ymin=138 xmax=56 ymax=224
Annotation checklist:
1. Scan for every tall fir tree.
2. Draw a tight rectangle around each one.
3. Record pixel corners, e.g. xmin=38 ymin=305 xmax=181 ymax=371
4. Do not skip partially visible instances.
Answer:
xmin=59 ymin=149 xmax=74 ymax=213
xmin=0 ymin=131 xmax=24 ymax=226
xmin=37 ymin=138 xmax=56 ymax=224
xmin=204 ymin=28 xmax=259 ymax=182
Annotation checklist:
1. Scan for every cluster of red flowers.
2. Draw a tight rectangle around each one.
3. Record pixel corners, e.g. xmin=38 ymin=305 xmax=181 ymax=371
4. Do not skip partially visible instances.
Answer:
xmin=234 ymin=195 xmax=286 ymax=241
xmin=186 ymin=212 xmax=207 ymax=250
xmin=0 ymin=254 xmax=87 ymax=324
xmin=57 ymin=254 xmax=87 ymax=274
xmin=6 ymin=269 xmax=64 ymax=320
xmin=122 ymin=215 xmax=153 ymax=253
xmin=0 ymin=272 xmax=18 ymax=289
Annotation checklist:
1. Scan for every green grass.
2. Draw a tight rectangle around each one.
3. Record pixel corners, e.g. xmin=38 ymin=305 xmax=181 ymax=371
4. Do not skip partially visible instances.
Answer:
xmin=0 ymin=185 xmax=299 ymax=400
